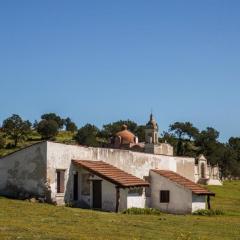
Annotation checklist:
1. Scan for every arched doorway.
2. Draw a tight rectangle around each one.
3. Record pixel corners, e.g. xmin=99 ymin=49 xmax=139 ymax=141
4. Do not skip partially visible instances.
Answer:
xmin=200 ymin=163 xmax=205 ymax=178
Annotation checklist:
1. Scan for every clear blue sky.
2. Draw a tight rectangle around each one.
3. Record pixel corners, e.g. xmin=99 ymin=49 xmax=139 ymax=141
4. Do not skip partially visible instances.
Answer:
xmin=0 ymin=0 xmax=240 ymax=142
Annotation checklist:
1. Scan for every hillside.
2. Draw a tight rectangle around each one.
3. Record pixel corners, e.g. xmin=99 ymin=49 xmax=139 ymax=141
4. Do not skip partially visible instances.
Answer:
xmin=0 ymin=131 xmax=75 ymax=158
xmin=0 ymin=181 xmax=239 ymax=240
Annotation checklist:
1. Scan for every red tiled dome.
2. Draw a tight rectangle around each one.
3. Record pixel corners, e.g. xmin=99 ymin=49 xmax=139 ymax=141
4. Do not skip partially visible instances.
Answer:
xmin=116 ymin=125 xmax=136 ymax=144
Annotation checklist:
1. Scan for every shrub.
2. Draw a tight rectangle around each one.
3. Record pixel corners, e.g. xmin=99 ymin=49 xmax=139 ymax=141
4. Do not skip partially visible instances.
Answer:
xmin=0 ymin=135 xmax=6 ymax=149
xmin=122 ymin=207 xmax=162 ymax=215
xmin=192 ymin=209 xmax=224 ymax=216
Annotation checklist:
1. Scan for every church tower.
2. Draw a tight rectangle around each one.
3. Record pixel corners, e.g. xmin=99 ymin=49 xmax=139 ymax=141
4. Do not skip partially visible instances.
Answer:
xmin=144 ymin=113 xmax=173 ymax=156
xmin=145 ymin=113 xmax=159 ymax=144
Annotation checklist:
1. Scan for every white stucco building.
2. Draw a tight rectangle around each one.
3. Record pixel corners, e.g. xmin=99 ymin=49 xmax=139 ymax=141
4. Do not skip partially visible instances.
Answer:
xmin=0 ymin=115 xmax=221 ymax=214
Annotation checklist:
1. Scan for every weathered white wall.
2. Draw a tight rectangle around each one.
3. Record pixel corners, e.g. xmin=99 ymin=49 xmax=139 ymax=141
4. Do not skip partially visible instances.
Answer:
xmin=127 ymin=192 xmax=146 ymax=209
xmin=175 ymin=157 xmax=195 ymax=182
xmin=150 ymin=171 xmax=193 ymax=214
xmin=192 ymin=194 xmax=206 ymax=212
xmin=46 ymin=142 xmax=198 ymax=205
xmin=47 ymin=141 xmax=178 ymax=178
xmin=0 ymin=142 xmax=47 ymax=198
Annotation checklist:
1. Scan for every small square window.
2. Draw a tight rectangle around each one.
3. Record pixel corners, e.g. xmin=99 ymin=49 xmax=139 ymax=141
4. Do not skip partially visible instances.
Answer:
xmin=56 ymin=170 xmax=65 ymax=193
xmin=160 ymin=190 xmax=170 ymax=203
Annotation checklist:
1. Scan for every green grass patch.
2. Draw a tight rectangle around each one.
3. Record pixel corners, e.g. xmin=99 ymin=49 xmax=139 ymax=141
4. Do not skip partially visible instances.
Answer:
xmin=122 ymin=207 xmax=162 ymax=215
xmin=0 ymin=181 xmax=239 ymax=239
xmin=192 ymin=209 xmax=224 ymax=216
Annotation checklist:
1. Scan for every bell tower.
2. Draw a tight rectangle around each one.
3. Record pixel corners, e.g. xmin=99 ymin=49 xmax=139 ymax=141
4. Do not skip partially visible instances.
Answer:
xmin=144 ymin=113 xmax=173 ymax=156
xmin=145 ymin=113 xmax=159 ymax=144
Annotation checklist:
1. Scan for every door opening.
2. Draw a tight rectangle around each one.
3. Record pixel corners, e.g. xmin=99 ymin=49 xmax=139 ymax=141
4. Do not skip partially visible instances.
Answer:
xmin=92 ymin=180 xmax=102 ymax=209
xmin=73 ymin=172 xmax=78 ymax=201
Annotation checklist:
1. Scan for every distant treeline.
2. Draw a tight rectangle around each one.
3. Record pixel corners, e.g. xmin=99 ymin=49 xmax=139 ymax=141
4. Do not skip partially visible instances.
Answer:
xmin=0 ymin=113 xmax=240 ymax=178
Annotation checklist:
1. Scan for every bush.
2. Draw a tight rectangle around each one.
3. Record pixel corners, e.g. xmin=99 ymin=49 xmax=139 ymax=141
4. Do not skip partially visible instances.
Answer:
xmin=0 ymin=135 xmax=6 ymax=149
xmin=122 ymin=207 xmax=162 ymax=215
xmin=192 ymin=209 xmax=224 ymax=216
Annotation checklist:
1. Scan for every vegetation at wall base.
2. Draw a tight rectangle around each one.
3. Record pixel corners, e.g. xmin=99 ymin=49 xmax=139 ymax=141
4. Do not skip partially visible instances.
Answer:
xmin=122 ymin=207 xmax=162 ymax=215
xmin=192 ymin=209 xmax=224 ymax=216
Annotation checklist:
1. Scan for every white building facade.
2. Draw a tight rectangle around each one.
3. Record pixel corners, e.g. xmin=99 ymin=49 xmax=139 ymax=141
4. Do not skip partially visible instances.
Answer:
xmin=0 ymin=140 xmax=219 ymax=214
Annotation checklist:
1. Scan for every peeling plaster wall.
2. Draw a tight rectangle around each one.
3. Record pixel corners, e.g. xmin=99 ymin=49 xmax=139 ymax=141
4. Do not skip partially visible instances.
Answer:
xmin=0 ymin=142 xmax=47 ymax=198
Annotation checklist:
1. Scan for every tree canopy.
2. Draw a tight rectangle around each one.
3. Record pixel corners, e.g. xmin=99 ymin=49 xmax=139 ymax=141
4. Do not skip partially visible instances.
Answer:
xmin=41 ymin=113 xmax=65 ymax=129
xmin=74 ymin=124 xmax=100 ymax=147
xmin=2 ymin=114 xmax=31 ymax=147
xmin=65 ymin=117 xmax=77 ymax=133
xmin=36 ymin=119 xmax=59 ymax=140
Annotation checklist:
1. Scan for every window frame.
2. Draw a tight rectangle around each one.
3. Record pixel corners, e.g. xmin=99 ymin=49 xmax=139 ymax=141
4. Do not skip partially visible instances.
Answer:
xmin=160 ymin=190 xmax=170 ymax=203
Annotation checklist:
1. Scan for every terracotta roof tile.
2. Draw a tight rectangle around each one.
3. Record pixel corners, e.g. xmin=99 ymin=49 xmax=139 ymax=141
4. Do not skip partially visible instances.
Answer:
xmin=151 ymin=170 xmax=215 ymax=196
xmin=72 ymin=160 xmax=149 ymax=188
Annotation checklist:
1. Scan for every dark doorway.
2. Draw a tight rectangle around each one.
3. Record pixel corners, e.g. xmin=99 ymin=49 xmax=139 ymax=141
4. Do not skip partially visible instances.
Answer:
xmin=73 ymin=172 xmax=78 ymax=201
xmin=201 ymin=163 xmax=205 ymax=178
xmin=92 ymin=180 xmax=102 ymax=209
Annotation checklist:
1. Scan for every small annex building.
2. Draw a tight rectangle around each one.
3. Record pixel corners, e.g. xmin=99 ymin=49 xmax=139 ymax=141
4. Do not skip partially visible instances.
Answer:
xmin=150 ymin=170 xmax=215 ymax=214
xmin=72 ymin=160 xmax=149 ymax=212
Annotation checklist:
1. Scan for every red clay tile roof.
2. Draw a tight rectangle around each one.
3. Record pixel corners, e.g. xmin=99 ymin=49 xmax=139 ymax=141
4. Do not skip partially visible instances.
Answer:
xmin=72 ymin=160 xmax=149 ymax=188
xmin=151 ymin=170 xmax=215 ymax=196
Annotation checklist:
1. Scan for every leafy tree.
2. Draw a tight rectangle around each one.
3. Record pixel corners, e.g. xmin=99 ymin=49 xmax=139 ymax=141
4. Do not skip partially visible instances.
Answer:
xmin=65 ymin=117 xmax=77 ymax=133
xmin=169 ymin=122 xmax=199 ymax=140
xmin=0 ymin=134 xmax=6 ymax=149
xmin=135 ymin=125 xmax=146 ymax=142
xmin=169 ymin=122 xmax=199 ymax=156
xmin=2 ymin=114 xmax=31 ymax=147
xmin=74 ymin=124 xmax=100 ymax=147
xmin=41 ymin=113 xmax=65 ymax=129
xmin=36 ymin=119 xmax=59 ymax=140
xmin=228 ymin=137 xmax=240 ymax=161
xmin=195 ymin=127 xmax=221 ymax=165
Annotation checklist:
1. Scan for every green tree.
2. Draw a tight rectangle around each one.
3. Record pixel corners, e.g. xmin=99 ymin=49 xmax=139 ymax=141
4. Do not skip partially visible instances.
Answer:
xmin=36 ymin=119 xmax=59 ymax=140
xmin=195 ymin=127 xmax=221 ymax=165
xmin=65 ymin=117 xmax=77 ymax=133
xmin=169 ymin=122 xmax=199 ymax=156
xmin=169 ymin=122 xmax=199 ymax=140
xmin=2 ymin=114 xmax=31 ymax=147
xmin=135 ymin=125 xmax=146 ymax=142
xmin=0 ymin=134 xmax=6 ymax=149
xmin=228 ymin=137 xmax=240 ymax=161
xmin=74 ymin=124 xmax=100 ymax=147
xmin=41 ymin=113 xmax=65 ymax=129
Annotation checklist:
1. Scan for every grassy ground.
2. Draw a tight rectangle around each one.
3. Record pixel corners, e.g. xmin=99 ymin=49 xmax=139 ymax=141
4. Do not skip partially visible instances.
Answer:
xmin=0 ymin=181 xmax=239 ymax=240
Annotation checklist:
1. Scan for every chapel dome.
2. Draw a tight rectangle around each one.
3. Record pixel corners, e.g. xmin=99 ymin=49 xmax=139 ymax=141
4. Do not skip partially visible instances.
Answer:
xmin=115 ymin=125 xmax=136 ymax=144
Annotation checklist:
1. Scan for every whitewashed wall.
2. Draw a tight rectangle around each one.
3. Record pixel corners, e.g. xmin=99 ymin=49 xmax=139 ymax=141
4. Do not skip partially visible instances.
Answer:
xmin=127 ymin=192 xmax=146 ymax=209
xmin=192 ymin=194 xmax=206 ymax=212
xmin=0 ymin=142 xmax=47 ymax=198
xmin=150 ymin=171 xmax=193 ymax=214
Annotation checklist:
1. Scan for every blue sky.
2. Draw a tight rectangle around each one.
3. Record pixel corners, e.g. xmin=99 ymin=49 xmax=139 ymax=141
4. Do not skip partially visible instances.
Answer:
xmin=0 ymin=0 xmax=240 ymax=142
